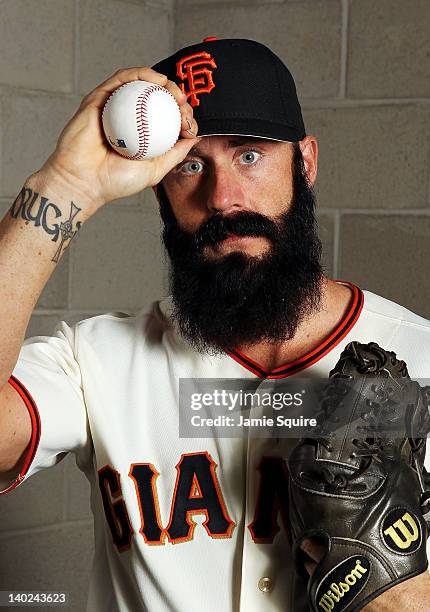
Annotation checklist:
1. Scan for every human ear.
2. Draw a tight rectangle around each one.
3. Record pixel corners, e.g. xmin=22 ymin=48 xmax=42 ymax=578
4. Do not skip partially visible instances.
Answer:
xmin=299 ymin=136 xmax=318 ymax=186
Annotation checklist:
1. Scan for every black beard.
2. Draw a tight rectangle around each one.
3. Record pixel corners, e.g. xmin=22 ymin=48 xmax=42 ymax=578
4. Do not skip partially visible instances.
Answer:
xmin=157 ymin=145 xmax=324 ymax=356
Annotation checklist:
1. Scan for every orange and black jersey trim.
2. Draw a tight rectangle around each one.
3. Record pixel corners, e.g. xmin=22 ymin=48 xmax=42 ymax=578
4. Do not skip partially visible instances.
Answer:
xmin=0 ymin=375 xmax=41 ymax=494
xmin=227 ymin=281 xmax=364 ymax=379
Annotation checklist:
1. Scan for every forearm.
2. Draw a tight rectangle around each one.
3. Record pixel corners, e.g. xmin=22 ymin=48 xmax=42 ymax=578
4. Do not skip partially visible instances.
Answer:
xmin=0 ymin=171 xmax=93 ymax=389
xmin=363 ymin=571 xmax=430 ymax=611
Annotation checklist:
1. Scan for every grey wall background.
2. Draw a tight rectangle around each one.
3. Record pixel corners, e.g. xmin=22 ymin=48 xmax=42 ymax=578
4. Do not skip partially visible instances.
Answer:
xmin=0 ymin=0 xmax=429 ymax=609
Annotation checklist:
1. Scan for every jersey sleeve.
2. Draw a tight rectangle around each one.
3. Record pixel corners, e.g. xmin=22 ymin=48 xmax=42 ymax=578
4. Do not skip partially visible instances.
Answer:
xmin=0 ymin=319 xmax=91 ymax=495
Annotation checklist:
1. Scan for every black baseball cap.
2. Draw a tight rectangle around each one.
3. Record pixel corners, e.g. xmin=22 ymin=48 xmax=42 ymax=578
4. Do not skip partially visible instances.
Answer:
xmin=152 ymin=37 xmax=306 ymax=143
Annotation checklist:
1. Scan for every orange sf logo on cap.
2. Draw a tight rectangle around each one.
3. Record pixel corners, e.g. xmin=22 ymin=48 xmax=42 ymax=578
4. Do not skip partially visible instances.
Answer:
xmin=176 ymin=51 xmax=217 ymax=107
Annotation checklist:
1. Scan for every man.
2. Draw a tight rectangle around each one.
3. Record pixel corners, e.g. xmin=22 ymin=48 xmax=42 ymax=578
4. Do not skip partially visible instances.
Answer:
xmin=0 ymin=38 xmax=429 ymax=611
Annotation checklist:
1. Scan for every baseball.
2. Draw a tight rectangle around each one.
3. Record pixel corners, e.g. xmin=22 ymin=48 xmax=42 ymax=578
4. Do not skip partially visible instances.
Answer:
xmin=102 ymin=80 xmax=182 ymax=160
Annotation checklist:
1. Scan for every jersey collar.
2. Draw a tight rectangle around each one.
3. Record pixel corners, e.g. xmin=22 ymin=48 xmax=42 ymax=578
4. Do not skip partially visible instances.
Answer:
xmin=156 ymin=280 xmax=364 ymax=379
xmin=227 ymin=281 xmax=363 ymax=378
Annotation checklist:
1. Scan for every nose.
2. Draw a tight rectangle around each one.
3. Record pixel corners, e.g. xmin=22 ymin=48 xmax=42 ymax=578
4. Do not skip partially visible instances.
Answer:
xmin=205 ymin=165 xmax=247 ymax=215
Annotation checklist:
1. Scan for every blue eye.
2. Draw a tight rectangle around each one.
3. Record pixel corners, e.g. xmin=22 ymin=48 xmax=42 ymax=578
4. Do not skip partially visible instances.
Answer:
xmin=180 ymin=160 xmax=203 ymax=175
xmin=239 ymin=150 xmax=261 ymax=165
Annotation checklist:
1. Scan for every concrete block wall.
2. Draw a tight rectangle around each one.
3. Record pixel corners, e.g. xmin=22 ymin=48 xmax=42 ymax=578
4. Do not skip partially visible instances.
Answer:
xmin=176 ymin=0 xmax=430 ymax=315
xmin=0 ymin=1 xmax=173 ymax=609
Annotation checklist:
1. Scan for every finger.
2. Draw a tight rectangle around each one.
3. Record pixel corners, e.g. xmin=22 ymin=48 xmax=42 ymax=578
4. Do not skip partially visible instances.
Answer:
xmin=79 ymin=67 xmax=168 ymax=111
xmin=179 ymin=102 xmax=194 ymax=134
xmin=97 ymin=66 xmax=168 ymax=94
xmin=300 ymin=538 xmax=326 ymax=563
xmin=299 ymin=539 xmax=321 ymax=577
xmin=163 ymin=78 xmax=188 ymax=106
xmin=300 ymin=539 xmax=318 ymax=562
xmin=179 ymin=116 xmax=199 ymax=139
xmin=303 ymin=558 xmax=317 ymax=577
xmin=180 ymin=116 xmax=198 ymax=139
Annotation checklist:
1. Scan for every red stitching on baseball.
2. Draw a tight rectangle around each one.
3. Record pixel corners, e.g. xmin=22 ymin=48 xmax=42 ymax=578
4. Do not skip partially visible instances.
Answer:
xmin=102 ymin=82 xmax=178 ymax=160
xmin=131 ymin=84 xmax=175 ymax=160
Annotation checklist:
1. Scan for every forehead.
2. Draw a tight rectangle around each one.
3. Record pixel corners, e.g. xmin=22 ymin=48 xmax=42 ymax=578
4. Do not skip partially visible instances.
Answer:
xmin=187 ymin=135 xmax=292 ymax=157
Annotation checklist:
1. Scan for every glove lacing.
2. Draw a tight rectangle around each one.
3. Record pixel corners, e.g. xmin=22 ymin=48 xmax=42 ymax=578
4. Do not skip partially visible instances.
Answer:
xmin=337 ymin=342 xmax=409 ymax=378
xmin=302 ymin=347 xmax=425 ymax=495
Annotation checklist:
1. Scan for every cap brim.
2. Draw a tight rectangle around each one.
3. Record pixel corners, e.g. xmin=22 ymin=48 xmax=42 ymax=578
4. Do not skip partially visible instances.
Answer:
xmin=196 ymin=118 xmax=305 ymax=142
xmin=196 ymin=133 xmax=293 ymax=143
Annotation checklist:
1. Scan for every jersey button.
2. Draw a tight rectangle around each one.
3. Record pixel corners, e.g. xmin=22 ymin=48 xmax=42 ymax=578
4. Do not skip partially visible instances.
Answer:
xmin=258 ymin=576 xmax=274 ymax=593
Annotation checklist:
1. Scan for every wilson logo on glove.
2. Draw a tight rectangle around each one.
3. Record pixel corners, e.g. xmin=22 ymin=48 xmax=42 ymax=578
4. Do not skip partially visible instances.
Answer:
xmin=382 ymin=509 xmax=421 ymax=552
xmin=288 ymin=340 xmax=430 ymax=612
xmin=316 ymin=557 xmax=370 ymax=612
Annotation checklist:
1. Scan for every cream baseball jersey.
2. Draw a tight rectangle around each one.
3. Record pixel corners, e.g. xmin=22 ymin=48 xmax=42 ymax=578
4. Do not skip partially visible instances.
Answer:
xmin=2 ymin=280 xmax=430 ymax=611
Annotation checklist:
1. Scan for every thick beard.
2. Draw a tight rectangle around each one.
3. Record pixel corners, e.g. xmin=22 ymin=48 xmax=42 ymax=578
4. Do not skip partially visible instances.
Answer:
xmin=157 ymin=145 xmax=324 ymax=356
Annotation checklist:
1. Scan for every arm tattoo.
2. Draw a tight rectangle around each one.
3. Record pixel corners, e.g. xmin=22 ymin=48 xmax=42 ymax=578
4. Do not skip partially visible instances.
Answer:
xmin=9 ymin=186 xmax=82 ymax=264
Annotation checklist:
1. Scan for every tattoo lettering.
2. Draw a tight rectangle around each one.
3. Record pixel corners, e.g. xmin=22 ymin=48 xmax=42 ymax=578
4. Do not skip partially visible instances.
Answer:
xmin=10 ymin=187 xmax=82 ymax=263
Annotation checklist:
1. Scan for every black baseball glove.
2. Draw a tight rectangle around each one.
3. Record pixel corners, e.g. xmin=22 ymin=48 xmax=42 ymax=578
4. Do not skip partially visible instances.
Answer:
xmin=288 ymin=341 xmax=430 ymax=612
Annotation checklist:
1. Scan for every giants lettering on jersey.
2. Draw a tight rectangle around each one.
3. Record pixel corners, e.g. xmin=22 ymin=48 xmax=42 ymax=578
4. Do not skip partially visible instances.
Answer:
xmin=98 ymin=453 xmax=290 ymax=550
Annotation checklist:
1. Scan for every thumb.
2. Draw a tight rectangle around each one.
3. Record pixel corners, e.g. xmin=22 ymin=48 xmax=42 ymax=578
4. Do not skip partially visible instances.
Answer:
xmin=151 ymin=136 xmax=202 ymax=184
